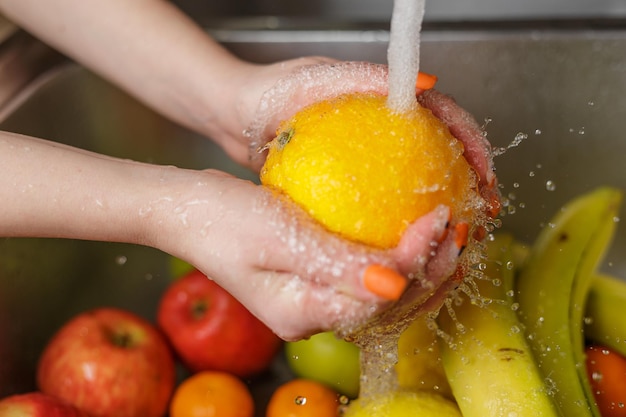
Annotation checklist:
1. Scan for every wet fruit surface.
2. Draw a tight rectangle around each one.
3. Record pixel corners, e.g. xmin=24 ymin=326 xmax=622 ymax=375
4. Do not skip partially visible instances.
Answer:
xmin=260 ymin=92 xmax=476 ymax=249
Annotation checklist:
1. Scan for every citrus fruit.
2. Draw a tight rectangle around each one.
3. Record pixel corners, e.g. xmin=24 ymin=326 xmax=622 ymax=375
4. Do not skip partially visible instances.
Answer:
xmin=169 ymin=371 xmax=254 ymax=417
xmin=266 ymin=378 xmax=341 ymax=417
xmin=585 ymin=345 xmax=626 ymax=417
xmin=260 ymin=92 xmax=477 ymax=249
xmin=344 ymin=390 xmax=462 ymax=417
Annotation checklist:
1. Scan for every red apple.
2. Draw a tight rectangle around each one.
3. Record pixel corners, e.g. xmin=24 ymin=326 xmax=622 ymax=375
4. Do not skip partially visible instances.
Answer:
xmin=37 ymin=308 xmax=175 ymax=417
xmin=157 ymin=269 xmax=282 ymax=377
xmin=0 ymin=392 xmax=90 ymax=417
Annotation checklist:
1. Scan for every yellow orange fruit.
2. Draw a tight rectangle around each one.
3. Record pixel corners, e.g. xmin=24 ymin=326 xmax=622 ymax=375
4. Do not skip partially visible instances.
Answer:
xmin=260 ymin=93 xmax=476 ymax=249
xmin=343 ymin=390 xmax=462 ymax=417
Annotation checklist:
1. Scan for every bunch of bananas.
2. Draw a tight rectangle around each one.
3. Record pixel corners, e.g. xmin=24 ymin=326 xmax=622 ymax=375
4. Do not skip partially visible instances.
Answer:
xmin=396 ymin=186 xmax=624 ymax=417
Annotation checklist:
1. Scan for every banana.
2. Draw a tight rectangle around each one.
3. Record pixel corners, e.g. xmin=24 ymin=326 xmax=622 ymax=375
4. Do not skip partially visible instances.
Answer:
xmin=395 ymin=314 xmax=452 ymax=399
xmin=437 ymin=233 xmax=559 ymax=417
xmin=585 ymin=273 xmax=626 ymax=357
xmin=515 ymin=187 xmax=622 ymax=417
xmin=510 ymin=242 xmax=626 ymax=359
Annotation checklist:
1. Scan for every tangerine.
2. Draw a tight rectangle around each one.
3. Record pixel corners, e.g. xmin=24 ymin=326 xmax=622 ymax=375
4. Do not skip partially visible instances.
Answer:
xmin=169 ymin=371 xmax=254 ymax=417
xmin=266 ymin=378 xmax=341 ymax=417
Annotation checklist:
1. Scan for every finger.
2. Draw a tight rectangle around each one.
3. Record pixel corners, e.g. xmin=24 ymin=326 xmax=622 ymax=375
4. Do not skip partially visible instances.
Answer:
xmin=393 ymin=204 xmax=451 ymax=275
xmin=243 ymin=190 xmax=402 ymax=304
xmin=417 ymin=89 xmax=496 ymax=189
xmin=243 ymin=268 xmax=384 ymax=341
xmin=246 ymin=61 xmax=389 ymax=169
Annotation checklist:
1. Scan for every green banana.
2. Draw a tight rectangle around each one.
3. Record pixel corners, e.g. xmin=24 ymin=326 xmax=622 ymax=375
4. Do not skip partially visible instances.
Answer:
xmin=515 ymin=187 xmax=622 ymax=417
xmin=437 ymin=233 xmax=559 ymax=417
xmin=585 ymin=273 xmax=626 ymax=357
xmin=510 ymin=241 xmax=626 ymax=359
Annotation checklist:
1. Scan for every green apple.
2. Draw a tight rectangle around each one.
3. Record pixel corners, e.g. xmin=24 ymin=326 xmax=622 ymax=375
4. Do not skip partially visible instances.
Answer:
xmin=285 ymin=331 xmax=360 ymax=398
xmin=168 ymin=255 xmax=194 ymax=279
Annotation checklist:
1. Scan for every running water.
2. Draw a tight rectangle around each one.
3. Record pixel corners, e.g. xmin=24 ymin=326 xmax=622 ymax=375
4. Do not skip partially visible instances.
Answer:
xmin=349 ymin=0 xmax=430 ymax=399
xmin=386 ymin=0 xmax=426 ymax=113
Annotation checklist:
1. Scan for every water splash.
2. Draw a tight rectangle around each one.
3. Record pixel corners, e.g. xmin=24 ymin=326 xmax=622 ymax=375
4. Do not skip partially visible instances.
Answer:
xmin=493 ymin=132 xmax=529 ymax=157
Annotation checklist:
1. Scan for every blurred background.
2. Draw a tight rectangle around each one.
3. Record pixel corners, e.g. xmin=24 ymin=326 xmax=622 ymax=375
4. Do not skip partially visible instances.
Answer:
xmin=172 ymin=0 xmax=626 ymax=22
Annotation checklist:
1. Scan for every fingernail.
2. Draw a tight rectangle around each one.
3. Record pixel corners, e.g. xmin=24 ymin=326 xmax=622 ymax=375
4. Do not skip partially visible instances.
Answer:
xmin=455 ymin=222 xmax=469 ymax=254
xmin=416 ymin=71 xmax=438 ymax=91
xmin=363 ymin=264 xmax=408 ymax=301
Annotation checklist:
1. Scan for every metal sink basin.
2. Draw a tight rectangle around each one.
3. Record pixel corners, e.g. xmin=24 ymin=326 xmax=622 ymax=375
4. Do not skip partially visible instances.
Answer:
xmin=1 ymin=23 xmax=626 ymax=412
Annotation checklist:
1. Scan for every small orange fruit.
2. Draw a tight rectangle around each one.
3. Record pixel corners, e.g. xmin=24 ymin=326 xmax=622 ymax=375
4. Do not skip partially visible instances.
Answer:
xmin=260 ymin=92 xmax=477 ymax=249
xmin=266 ymin=378 xmax=341 ymax=417
xmin=169 ymin=371 xmax=254 ymax=417
xmin=585 ymin=345 xmax=626 ymax=417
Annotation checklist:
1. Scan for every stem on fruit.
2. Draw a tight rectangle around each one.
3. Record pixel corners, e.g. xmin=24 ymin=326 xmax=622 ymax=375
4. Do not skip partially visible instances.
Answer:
xmin=111 ymin=331 xmax=134 ymax=348
xmin=191 ymin=300 xmax=208 ymax=320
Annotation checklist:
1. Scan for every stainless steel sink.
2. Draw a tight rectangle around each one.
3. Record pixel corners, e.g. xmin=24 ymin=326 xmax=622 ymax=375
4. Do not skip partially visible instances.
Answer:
xmin=1 ymin=23 xmax=626 ymax=413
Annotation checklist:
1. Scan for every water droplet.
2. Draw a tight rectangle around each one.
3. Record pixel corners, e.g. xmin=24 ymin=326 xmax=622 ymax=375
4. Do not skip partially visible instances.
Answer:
xmin=588 ymin=101 xmax=595 ymax=106
xmin=535 ymin=129 xmax=542 ymax=135
xmin=578 ymin=127 xmax=586 ymax=135
xmin=592 ymin=371 xmax=603 ymax=382
xmin=513 ymin=132 xmax=528 ymax=145
xmin=529 ymin=171 xmax=535 ymax=177
xmin=513 ymin=182 xmax=520 ymax=188
xmin=295 ymin=396 xmax=307 ymax=406
xmin=115 ymin=255 xmax=127 ymax=266
xmin=545 ymin=180 xmax=556 ymax=191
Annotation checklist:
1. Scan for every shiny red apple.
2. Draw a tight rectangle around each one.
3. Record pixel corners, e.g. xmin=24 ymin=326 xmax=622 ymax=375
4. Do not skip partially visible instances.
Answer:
xmin=157 ymin=269 xmax=282 ymax=377
xmin=37 ymin=308 xmax=175 ymax=417
xmin=0 ymin=392 xmax=90 ymax=417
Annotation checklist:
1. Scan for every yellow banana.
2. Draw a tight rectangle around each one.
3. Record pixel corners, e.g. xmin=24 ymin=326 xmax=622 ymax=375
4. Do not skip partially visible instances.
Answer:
xmin=515 ymin=187 xmax=622 ymax=417
xmin=585 ymin=273 xmax=626 ymax=357
xmin=395 ymin=314 xmax=452 ymax=399
xmin=437 ymin=233 xmax=559 ymax=417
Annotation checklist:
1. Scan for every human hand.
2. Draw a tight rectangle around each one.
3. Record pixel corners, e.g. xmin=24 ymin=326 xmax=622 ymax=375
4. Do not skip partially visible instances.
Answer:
xmin=214 ymin=59 xmax=500 ymax=338
xmin=229 ymin=59 xmax=498 ymax=206
xmin=150 ymin=168 xmax=464 ymax=341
